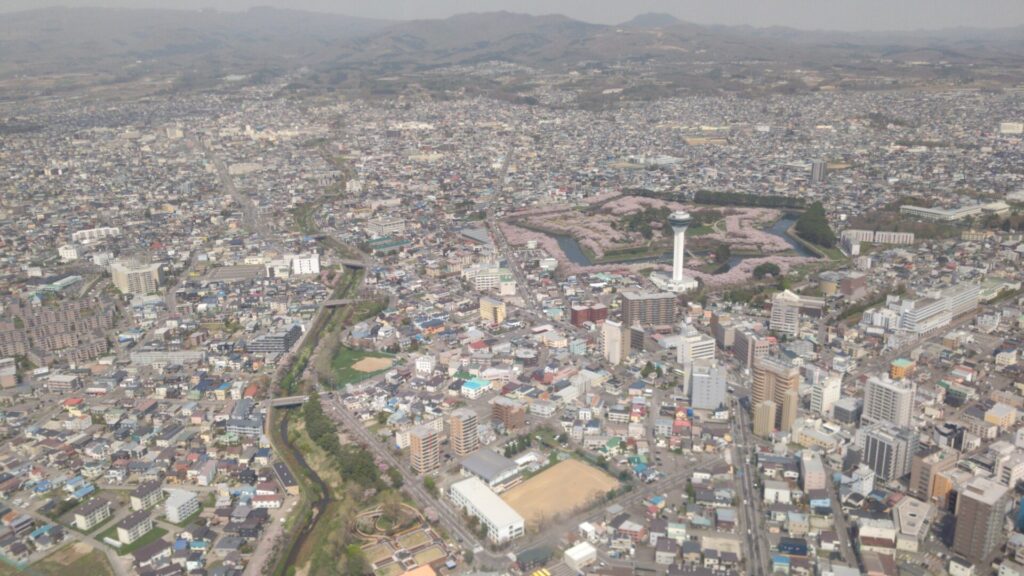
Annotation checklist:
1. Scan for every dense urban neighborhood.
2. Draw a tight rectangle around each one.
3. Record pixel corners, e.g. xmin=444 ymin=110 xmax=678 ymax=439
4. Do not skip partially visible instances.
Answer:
xmin=4 ymin=4 xmax=1024 ymax=576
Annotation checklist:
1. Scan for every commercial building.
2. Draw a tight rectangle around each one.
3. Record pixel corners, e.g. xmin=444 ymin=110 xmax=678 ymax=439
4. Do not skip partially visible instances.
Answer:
xmin=754 ymin=401 xmax=777 ymax=437
xmin=619 ymin=291 xmax=675 ymax=327
xmin=752 ymin=356 xmax=801 ymax=433
xmin=602 ymin=319 xmax=628 ymax=366
xmin=110 ymin=260 xmax=163 ymax=295
xmin=910 ymin=448 xmax=958 ymax=502
xmin=677 ymin=323 xmax=716 ymax=364
xmin=859 ymin=424 xmax=918 ymax=482
xmin=247 ymin=324 xmax=302 ymax=354
xmin=366 ymin=217 xmax=406 ymax=237
xmin=800 ymin=452 xmax=827 ymax=492
xmin=810 ymin=374 xmax=841 ymax=417
xmin=491 ymin=396 xmax=526 ymax=431
xmin=410 ymin=425 xmax=441 ymax=474
xmin=450 ymin=408 xmax=480 ymax=457
xmin=290 ymin=253 xmax=320 ymax=275
xmin=449 ymin=477 xmax=525 ymax=544
xmin=479 ymin=296 xmax=507 ymax=324
xmin=734 ymin=328 xmax=770 ymax=371
xmin=862 ymin=375 xmax=915 ymax=428
xmin=953 ymin=476 xmax=1011 ymax=564
xmin=690 ymin=359 xmax=727 ymax=411
xmin=164 ymin=489 xmax=200 ymax=524
xmin=768 ymin=290 xmax=824 ymax=337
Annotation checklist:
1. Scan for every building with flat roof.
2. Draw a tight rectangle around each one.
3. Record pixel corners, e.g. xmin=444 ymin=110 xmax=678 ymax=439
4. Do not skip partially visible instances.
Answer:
xmin=450 ymin=408 xmax=480 ymax=457
xmin=449 ymin=477 xmax=525 ymax=544
xmin=110 ymin=259 xmax=163 ymax=295
xmin=619 ymin=290 xmax=675 ymax=327
xmin=164 ymin=489 xmax=200 ymax=524
xmin=953 ymin=476 xmax=1011 ymax=564
xmin=862 ymin=375 xmax=915 ymax=428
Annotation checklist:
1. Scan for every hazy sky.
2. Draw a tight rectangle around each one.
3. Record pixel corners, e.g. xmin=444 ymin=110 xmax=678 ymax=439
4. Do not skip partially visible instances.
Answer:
xmin=2 ymin=0 xmax=1024 ymax=31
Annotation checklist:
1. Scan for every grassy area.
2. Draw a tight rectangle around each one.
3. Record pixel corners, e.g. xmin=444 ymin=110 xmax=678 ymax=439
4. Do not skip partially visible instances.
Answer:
xmin=686 ymin=224 xmax=714 ymax=237
xmin=1 ymin=545 xmax=115 ymax=576
xmin=97 ymin=526 xmax=168 ymax=556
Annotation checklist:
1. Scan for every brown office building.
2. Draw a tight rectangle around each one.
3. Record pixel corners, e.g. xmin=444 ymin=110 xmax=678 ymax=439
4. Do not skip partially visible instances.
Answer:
xmin=953 ymin=476 xmax=1010 ymax=564
xmin=450 ymin=408 xmax=480 ymax=457
xmin=491 ymin=396 xmax=526 ymax=431
xmin=618 ymin=291 xmax=675 ymax=327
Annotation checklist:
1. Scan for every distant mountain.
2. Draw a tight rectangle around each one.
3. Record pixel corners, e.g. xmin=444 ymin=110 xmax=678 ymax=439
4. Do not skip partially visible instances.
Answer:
xmin=621 ymin=13 xmax=684 ymax=29
xmin=3 ymin=7 xmax=1024 ymax=87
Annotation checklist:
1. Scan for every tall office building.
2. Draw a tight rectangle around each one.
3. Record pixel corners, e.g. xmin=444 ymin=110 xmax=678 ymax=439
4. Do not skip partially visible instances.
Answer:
xmin=754 ymin=401 xmax=777 ymax=437
xmin=690 ymin=359 xmax=727 ymax=411
xmin=810 ymin=374 xmax=842 ymax=417
xmin=862 ymin=375 xmax=915 ymax=427
xmin=770 ymin=290 xmax=802 ymax=336
xmin=491 ymin=396 xmax=526 ymax=431
xmin=110 ymin=259 xmax=163 ymax=295
xmin=953 ymin=476 xmax=1011 ymax=564
xmin=811 ymin=160 xmax=828 ymax=184
xmin=752 ymin=356 xmax=801 ymax=432
xmin=450 ymin=408 xmax=480 ymax=457
xmin=859 ymin=423 xmax=918 ymax=482
xmin=602 ymin=320 xmax=628 ymax=366
xmin=910 ymin=447 xmax=958 ymax=502
xmin=618 ymin=291 xmax=676 ymax=327
xmin=734 ymin=328 xmax=770 ymax=371
xmin=410 ymin=425 xmax=441 ymax=474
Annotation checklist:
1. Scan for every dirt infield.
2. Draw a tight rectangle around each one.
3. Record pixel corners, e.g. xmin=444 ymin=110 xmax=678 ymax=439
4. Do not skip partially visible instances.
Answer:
xmin=351 ymin=357 xmax=393 ymax=373
xmin=502 ymin=459 xmax=619 ymax=526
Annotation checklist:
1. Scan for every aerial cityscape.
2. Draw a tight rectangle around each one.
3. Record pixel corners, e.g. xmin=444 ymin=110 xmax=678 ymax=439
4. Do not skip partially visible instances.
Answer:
xmin=3 ymin=3 xmax=1024 ymax=576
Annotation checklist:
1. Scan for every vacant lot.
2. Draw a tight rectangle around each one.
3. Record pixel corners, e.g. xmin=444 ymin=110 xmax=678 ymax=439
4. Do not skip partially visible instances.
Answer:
xmin=0 ymin=543 xmax=115 ymax=576
xmin=352 ymin=356 xmax=393 ymax=373
xmin=502 ymin=459 xmax=618 ymax=526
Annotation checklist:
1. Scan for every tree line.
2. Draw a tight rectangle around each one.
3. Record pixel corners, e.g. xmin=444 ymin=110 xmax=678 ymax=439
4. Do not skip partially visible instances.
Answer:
xmin=304 ymin=392 xmax=382 ymax=489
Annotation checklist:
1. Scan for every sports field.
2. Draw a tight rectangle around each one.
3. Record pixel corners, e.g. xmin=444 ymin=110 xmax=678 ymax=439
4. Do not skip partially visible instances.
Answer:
xmin=501 ymin=459 xmax=618 ymax=526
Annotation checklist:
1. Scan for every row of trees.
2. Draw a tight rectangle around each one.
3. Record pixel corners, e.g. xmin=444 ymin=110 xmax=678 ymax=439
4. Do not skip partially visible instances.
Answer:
xmin=694 ymin=190 xmax=806 ymax=209
xmin=303 ymin=393 xmax=382 ymax=489
xmin=794 ymin=201 xmax=837 ymax=248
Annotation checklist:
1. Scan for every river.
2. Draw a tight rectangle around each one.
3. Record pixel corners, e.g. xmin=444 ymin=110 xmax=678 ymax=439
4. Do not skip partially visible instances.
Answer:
xmin=553 ymin=215 xmax=815 ymax=267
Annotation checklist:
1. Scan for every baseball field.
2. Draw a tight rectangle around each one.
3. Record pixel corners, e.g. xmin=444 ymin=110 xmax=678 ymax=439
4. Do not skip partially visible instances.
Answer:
xmin=501 ymin=459 xmax=619 ymax=526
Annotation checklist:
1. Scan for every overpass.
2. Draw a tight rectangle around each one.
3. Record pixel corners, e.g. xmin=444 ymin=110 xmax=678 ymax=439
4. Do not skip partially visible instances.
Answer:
xmin=339 ymin=259 xmax=365 ymax=269
xmin=267 ymin=396 xmax=308 ymax=408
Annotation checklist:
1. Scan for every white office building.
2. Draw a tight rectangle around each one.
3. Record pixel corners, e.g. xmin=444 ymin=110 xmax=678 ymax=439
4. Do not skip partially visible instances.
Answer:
xmin=862 ymin=375 xmax=915 ymax=427
xmin=677 ymin=323 xmax=716 ymax=364
xmin=811 ymin=374 xmax=842 ymax=417
xmin=290 ymin=253 xmax=320 ymax=275
xmin=690 ymin=359 xmax=727 ymax=411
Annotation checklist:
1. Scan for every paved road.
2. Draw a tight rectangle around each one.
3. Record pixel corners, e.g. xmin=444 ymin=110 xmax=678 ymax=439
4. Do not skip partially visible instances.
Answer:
xmin=733 ymin=394 xmax=771 ymax=576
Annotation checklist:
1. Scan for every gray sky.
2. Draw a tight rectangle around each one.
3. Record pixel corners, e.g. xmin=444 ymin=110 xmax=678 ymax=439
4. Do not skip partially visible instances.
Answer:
xmin=2 ymin=0 xmax=1023 ymax=30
